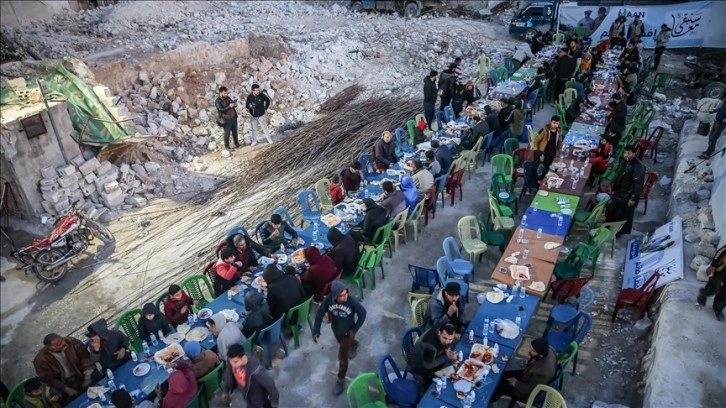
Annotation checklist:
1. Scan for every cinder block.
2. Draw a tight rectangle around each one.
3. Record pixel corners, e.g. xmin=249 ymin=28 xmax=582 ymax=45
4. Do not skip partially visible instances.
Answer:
xmin=41 ymin=200 xmax=55 ymax=213
xmin=70 ymin=155 xmax=86 ymax=167
xmin=104 ymin=181 xmax=120 ymax=194
xmin=41 ymin=167 xmax=58 ymax=179
xmin=94 ymin=170 xmax=119 ymax=191
xmin=119 ymin=163 xmax=130 ymax=174
xmin=58 ymin=173 xmax=79 ymax=189
xmin=81 ymin=183 xmax=97 ymax=196
xmin=124 ymin=196 xmax=148 ymax=207
xmin=84 ymin=173 xmax=96 ymax=183
xmin=78 ymin=158 xmax=100 ymax=176
xmin=39 ymin=183 xmax=58 ymax=194
xmin=69 ymin=189 xmax=84 ymax=203
xmin=42 ymin=189 xmax=65 ymax=203
xmin=53 ymin=197 xmax=71 ymax=213
xmin=95 ymin=161 xmax=113 ymax=176
xmin=99 ymin=190 xmax=126 ymax=207
xmin=56 ymin=165 xmax=77 ymax=177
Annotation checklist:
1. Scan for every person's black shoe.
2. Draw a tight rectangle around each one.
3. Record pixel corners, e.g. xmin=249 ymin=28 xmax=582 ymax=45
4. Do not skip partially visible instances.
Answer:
xmin=235 ymin=144 xmax=241 ymax=148
xmin=0 ymin=275 xmax=5 ymax=282
xmin=348 ymin=343 xmax=359 ymax=360
xmin=332 ymin=380 xmax=345 ymax=396
xmin=715 ymin=311 xmax=725 ymax=322
xmin=697 ymin=289 xmax=707 ymax=306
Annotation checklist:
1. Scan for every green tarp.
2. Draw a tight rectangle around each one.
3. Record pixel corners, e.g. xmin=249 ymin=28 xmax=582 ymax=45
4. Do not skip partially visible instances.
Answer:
xmin=0 ymin=63 xmax=131 ymax=146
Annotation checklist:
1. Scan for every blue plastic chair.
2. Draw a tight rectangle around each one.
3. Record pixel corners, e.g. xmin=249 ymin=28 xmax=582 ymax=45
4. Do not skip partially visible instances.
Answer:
xmin=253 ymin=220 xmax=267 ymax=244
xmin=480 ymin=131 xmax=494 ymax=164
xmin=400 ymin=327 xmax=422 ymax=379
xmin=435 ymin=110 xmax=445 ymax=131
xmin=433 ymin=175 xmax=447 ymax=211
xmin=273 ymin=207 xmax=302 ymax=233
xmin=443 ymin=105 xmax=455 ymax=123
xmin=395 ymin=127 xmax=416 ymax=154
xmin=436 ymin=256 xmax=469 ymax=303
xmin=488 ymin=69 xmax=499 ymax=87
xmin=408 ymin=264 xmax=439 ymax=294
xmin=525 ymin=88 xmax=540 ymax=119
xmin=546 ymin=312 xmax=592 ymax=377
xmin=545 ymin=287 xmax=595 ymax=333
xmin=493 ymin=128 xmax=512 ymax=152
xmin=378 ymin=354 xmax=419 ymax=407
xmin=442 ymin=236 xmax=474 ymax=283
xmin=255 ymin=314 xmax=289 ymax=369
xmin=358 ymin=153 xmax=378 ymax=181
xmin=295 ymin=189 xmax=322 ymax=229
xmin=226 ymin=226 xmax=249 ymax=239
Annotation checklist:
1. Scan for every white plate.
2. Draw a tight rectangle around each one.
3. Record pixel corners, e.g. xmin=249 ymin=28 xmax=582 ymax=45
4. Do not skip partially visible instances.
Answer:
xmin=498 ymin=192 xmax=510 ymax=199
xmin=133 ymin=363 xmax=151 ymax=377
xmin=537 ymin=190 xmax=549 ymax=197
xmin=486 ymin=291 xmax=505 ymax=303
xmin=196 ymin=308 xmax=213 ymax=320
xmin=276 ymin=254 xmax=287 ymax=264
xmin=313 ymin=242 xmax=325 ymax=250
xmin=185 ymin=326 xmax=210 ymax=342
xmin=561 ymin=209 xmax=573 ymax=215
xmin=163 ymin=332 xmax=184 ymax=344
xmin=220 ymin=309 xmax=240 ymax=322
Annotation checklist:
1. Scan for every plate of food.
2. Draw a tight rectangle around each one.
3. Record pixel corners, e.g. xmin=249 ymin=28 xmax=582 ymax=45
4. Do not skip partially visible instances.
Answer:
xmin=456 ymin=124 xmax=470 ymax=131
xmin=89 ymin=404 xmax=103 ymax=408
xmin=196 ymin=308 xmax=213 ymax=320
xmin=185 ymin=326 xmax=210 ymax=342
xmin=561 ymin=208 xmax=573 ymax=215
xmin=486 ymin=291 xmax=505 ymax=304
xmin=510 ymin=265 xmax=531 ymax=281
xmin=163 ymin=332 xmax=184 ymax=344
xmin=456 ymin=359 xmax=486 ymax=383
xmin=573 ymin=140 xmax=589 ymax=149
xmin=133 ymin=363 xmax=151 ymax=377
xmin=86 ymin=386 xmax=108 ymax=400
xmin=154 ymin=344 xmax=185 ymax=365
xmin=504 ymin=256 xmax=518 ymax=264
xmin=454 ymin=380 xmax=472 ymax=399
xmin=220 ymin=309 xmax=240 ymax=322
xmin=544 ymin=242 xmax=561 ymax=250
xmin=276 ymin=254 xmax=288 ymax=264
xmin=469 ymin=343 xmax=498 ymax=363
xmin=529 ymin=281 xmax=546 ymax=292
xmin=241 ymin=275 xmax=253 ymax=285
xmin=176 ymin=323 xmax=191 ymax=335
xmin=386 ymin=169 xmax=398 ymax=176
xmin=291 ymin=248 xmax=306 ymax=264
xmin=547 ymin=177 xmax=564 ymax=189
xmin=251 ymin=277 xmax=267 ymax=292
xmin=537 ymin=190 xmax=549 ymax=197
xmin=552 ymin=162 xmax=566 ymax=169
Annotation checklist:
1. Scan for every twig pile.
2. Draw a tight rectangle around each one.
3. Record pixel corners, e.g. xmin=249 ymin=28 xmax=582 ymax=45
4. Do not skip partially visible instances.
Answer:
xmin=319 ymin=84 xmax=364 ymax=113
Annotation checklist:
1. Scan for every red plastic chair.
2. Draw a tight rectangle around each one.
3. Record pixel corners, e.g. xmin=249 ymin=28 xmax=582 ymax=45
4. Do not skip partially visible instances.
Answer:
xmin=611 ymin=272 xmax=661 ymax=322
xmin=545 ymin=277 xmax=591 ymax=304
xmin=636 ymin=126 xmax=665 ymax=163
xmin=512 ymin=148 xmax=534 ymax=185
xmin=423 ymin=185 xmax=437 ymax=226
xmin=202 ymin=261 xmax=216 ymax=289
xmin=639 ymin=171 xmax=658 ymax=215
xmin=320 ymin=272 xmax=342 ymax=302
xmin=444 ymin=169 xmax=466 ymax=206
xmin=215 ymin=241 xmax=227 ymax=259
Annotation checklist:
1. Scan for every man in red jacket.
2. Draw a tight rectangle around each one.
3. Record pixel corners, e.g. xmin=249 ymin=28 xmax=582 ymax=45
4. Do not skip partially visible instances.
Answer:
xmin=163 ymin=284 xmax=197 ymax=327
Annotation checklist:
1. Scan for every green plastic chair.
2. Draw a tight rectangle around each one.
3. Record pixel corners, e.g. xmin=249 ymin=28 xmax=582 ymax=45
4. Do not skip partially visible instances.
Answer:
xmin=565 ymin=78 xmax=575 ymax=90
xmin=491 ymin=173 xmax=518 ymax=215
xmin=650 ymin=72 xmax=672 ymax=95
xmin=503 ymin=138 xmax=520 ymax=157
xmin=496 ymin=66 xmax=509 ymax=82
xmin=573 ymin=198 xmax=608 ymax=230
xmin=557 ymin=341 xmax=579 ymax=381
xmin=407 ymin=292 xmax=432 ymax=327
xmin=342 ymin=249 xmax=372 ymax=300
xmin=113 ymin=308 xmax=143 ymax=353
xmin=554 ymin=242 xmax=600 ymax=279
xmin=5 ymin=379 xmax=26 ymax=408
xmin=389 ymin=209 xmax=408 ymax=253
xmin=346 ymin=373 xmax=387 ymax=408
xmin=490 ymin=154 xmax=514 ymax=186
xmin=573 ymin=26 xmax=586 ymax=39
xmin=285 ymin=296 xmax=314 ymax=349
xmin=590 ymin=220 xmax=626 ymax=259
xmin=243 ymin=331 xmax=257 ymax=353
xmin=155 ymin=292 xmax=168 ymax=311
xmin=488 ymin=192 xmax=515 ymax=232
xmin=588 ymin=226 xmax=611 ymax=250
xmin=457 ymin=216 xmax=488 ymax=263
xmin=180 ymin=274 xmax=214 ymax=311
xmin=541 ymin=78 xmax=553 ymax=107
xmin=630 ymin=108 xmax=657 ymax=140
xmin=553 ymin=33 xmax=566 ymax=45
xmin=477 ymin=212 xmax=506 ymax=253
xmin=406 ymin=119 xmax=417 ymax=144
xmin=365 ymin=242 xmax=385 ymax=290
xmin=524 ymin=384 xmax=567 ymax=408
xmin=405 ymin=199 xmax=426 ymax=241
xmin=368 ymin=220 xmax=394 ymax=259
xmin=185 ymin=386 xmax=205 ymax=408
xmin=315 ymin=178 xmax=333 ymax=212
xmin=197 ymin=362 xmax=224 ymax=408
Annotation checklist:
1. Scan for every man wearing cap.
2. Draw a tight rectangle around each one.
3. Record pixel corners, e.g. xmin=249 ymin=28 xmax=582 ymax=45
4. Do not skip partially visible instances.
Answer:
xmin=351 ymin=198 xmax=388 ymax=244
xmin=491 ymin=337 xmax=557 ymax=404
xmin=409 ymin=323 xmax=458 ymax=387
xmin=578 ymin=10 xmax=595 ymax=31
xmin=183 ymin=341 xmax=220 ymax=379
xmin=424 ymin=282 xmax=467 ymax=333
xmin=313 ymin=281 xmax=367 ymax=396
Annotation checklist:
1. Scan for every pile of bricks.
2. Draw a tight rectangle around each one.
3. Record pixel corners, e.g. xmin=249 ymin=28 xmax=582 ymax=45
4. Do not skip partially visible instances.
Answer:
xmin=38 ymin=155 xmax=160 ymax=223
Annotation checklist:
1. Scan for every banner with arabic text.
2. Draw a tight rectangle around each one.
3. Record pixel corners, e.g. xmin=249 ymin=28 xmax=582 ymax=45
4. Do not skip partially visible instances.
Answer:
xmin=559 ymin=1 xmax=712 ymax=49
xmin=623 ymin=217 xmax=684 ymax=289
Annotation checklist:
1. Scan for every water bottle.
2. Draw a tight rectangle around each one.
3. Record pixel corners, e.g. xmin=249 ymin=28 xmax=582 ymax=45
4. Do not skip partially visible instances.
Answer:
xmin=468 ymin=330 xmax=474 ymax=343
xmin=142 ymin=340 xmax=150 ymax=356
xmin=131 ymin=351 xmax=138 ymax=362
xmin=364 ymin=188 xmax=369 ymax=199
xmin=106 ymin=369 xmax=117 ymax=392
xmin=483 ymin=334 xmax=488 ymax=347
xmin=570 ymin=159 xmax=574 ymax=168
xmin=521 ymin=214 xmax=527 ymax=226
xmin=463 ymin=390 xmax=476 ymax=408
xmin=150 ymin=333 xmax=158 ymax=346
xmin=483 ymin=318 xmax=489 ymax=335
xmin=158 ymin=330 xmax=165 ymax=343
xmin=537 ymin=228 xmax=542 ymax=239
xmin=512 ymin=281 xmax=519 ymax=297
xmin=441 ymin=376 xmax=447 ymax=389
xmin=187 ymin=314 xmax=193 ymax=327
xmin=493 ymin=343 xmax=499 ymax=354
xmin=523 ymin=247 xmax=529 ymax=260
xmin=515 ymin=315 xmax=522 ymax=328
xmin=280 ymin=243 xmax=285 ymax=254
xmin=517 ymin=306 xmax=526 ymax=329
xmin=517 ymin=228 xmax=524 ymax=243
xmin=489 ymin=320 xmax=495 ymax=334
xmin=533 ymin=201 xmax=539 ymax=212
xmin=558 ymin=215 xmax=563 ymax=228
xmin=312 ymin=222 xmax=319 ymax=242
xmin=520 ymin=284 xmax=527 ymax=298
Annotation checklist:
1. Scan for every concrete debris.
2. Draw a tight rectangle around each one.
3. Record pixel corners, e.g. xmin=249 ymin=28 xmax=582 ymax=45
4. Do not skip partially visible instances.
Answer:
xmin=220 ymin=149 xmax=231 ymax=158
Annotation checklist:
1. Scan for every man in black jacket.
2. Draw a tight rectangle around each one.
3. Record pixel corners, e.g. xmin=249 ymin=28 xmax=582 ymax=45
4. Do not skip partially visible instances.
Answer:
xmin=215 ymin=86 xmax=239 ymax=150
xmin=351 ymin=198 xmax=388 ymax=244
xmin=431 ymin=140 xmax=453 ymax=174
xmin=608 ymin=93 xmax=628 ymax=131
xmin=409 ymin=324 xmax=457 ymax=387
xmin=438 ymin=63 xmax=457 ymax=112
xmin=605 ymin=145 xmax=645 ymax=236
xmin=85 ymin=319 xmax=130 ymax=372
xmin=221 ymin=344 xmax=279 ymax=407
xmin=484 ymin=105 xmax=501 ymax=140
xmin=262 ymin=264 xmax=307 ymax=321
xmin=327 ymin=228 xmax=359 ymax=277
xmin=462 ymin=115 xmax=489 ymax=150
xmin=423 ymin=70 xmax=438 ymax=131
xmin=553 ymin=48 xmax=576 ymax=98
xmin=245 ymin=84 xmax=273 ymax=145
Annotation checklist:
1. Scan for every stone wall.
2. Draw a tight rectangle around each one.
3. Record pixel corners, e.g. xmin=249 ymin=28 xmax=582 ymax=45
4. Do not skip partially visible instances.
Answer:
xmin=0 ymin=0 xmax=72 ymax=28
xmin=0 ymin=101 xmax=81 ymax=220
xmin=91 ymin=38 xmax=252 ymax=94
xmin=708 ymin=150 xmax=726 ymax=248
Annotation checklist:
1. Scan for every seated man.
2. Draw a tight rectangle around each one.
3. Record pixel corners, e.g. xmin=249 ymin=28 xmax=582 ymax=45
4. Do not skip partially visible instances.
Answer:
xmin=33 ymin=333 xmax=100 ymax=402
xmin=261 ymin=213 xmax=299 ymax=252
xmin=327 ymin=228 xmax=359 ymax=277
xmin=137 ymin=303 xmax=172 ymax=344
xmin=351 ymin=198 xmax=388 ymax=244
xmin=207 ymin=313 xmax=245 ymax=361
xmin=424 ymin=282 xmax=466 ymax=333
xmin=431 ymin=140 xmax=453 ymax=174
xmin=262 ymin=264 xmax=308 ymax=321
xmin=182 ymin=341 xmax=220 ymax=379
xmin=379 ymin=180 xmax=407 ymax=218
xmin=424 ymin=150 xmax=442 ymax=178
xmin=302 ymin=246 xmax=339 ymax=302
xmin=341 ymin=162 xmax=363 ymax=192
xmin=411 ymin=159 xmax=434 ymax=201
xmin=164 ymin=284 xmax=198 ymax=327
xmin=409 ymin=324 xmax=457 ymax=386
xmin=213 ymin=247 xmax=249 ymax=297
xmin=373 ymin=130 xmax=398 ymax=171
xmin=111 ymin=388 xmax=155 ymax=408
xmin=462 ymin=115 xmax=488 ymax=151
xmin=491 ymin=337 xmax=557 ymax=404
xmin=329 ymin=174 xmax=345 ymax=205
xmin=85 ymin=319 xmax=131 ymax=372
xmin=242 ymin=291 xmax=274 ymax=338
xmin=225 ymin=232 xmax=275 ymax=273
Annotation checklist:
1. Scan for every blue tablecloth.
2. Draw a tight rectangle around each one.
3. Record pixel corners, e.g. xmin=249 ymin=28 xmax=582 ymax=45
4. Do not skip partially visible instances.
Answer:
xmin=520 ymin=207 xmax=572 ymax=238
xmin=490 ymin=80 xmax=528 ymax=98
xmin=466 ymin=291 xmax=541 ymax=350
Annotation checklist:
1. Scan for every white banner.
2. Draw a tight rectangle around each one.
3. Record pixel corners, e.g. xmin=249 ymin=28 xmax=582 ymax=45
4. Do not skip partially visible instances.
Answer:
xmin=559 ymin=1 xmax=713 ymax=49
xmin=623 ymin=217 xmax=684 ymax=289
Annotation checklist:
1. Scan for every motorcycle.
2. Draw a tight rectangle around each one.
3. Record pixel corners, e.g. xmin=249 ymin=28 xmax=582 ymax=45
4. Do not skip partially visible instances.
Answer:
xmin=8 ymin=208 xmax=114 ymax=283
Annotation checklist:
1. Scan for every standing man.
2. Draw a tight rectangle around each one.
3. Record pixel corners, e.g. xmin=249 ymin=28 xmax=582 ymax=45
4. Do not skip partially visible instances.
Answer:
xmin=490 ymin=338 xmax=557 ymax=405
xmin=423 ymin=70 xmax=438 ymax=131
xmin=592 ymin=7 xmax=608 ymax=33
xmin=246 ymin=84 xmax=273 ymax=145
xmin=313 ymin=281 xmax=367 ymax=396
xmin=699 ymin=96 xmax=726 ymax=159
xmin=33 ymin=333 xmax=100 ymax=403
xmin=578 ymin=10 xmax=595 ymax=32
xmin=553 ymin=48 xmax=576 ymax=98
xmin=512 ymin=40 xmax=535 ymax=71
xmin=697 ymin=245 xmax=726 ymax=321
xmin=627 ymin=15 xmax=645 ymax=43
xmin=453 ymin=57 xmax=464 ymax=85
xmin=438 ymin=63 xmax=457 ymax=112
xmin=221 ymin=344 xmax=280 ymax=408
xmin=605 ymin=145 xmax=645 ymax=236
xmin=532 ymin=116 xmax=562 ymax=170
xmin=215 ymin=86 xmax=240 ymax=150
xmin=652 ymin=24 xmax=671 ymax=71
xmin=609 ymin=16 xmax=627 ymax=49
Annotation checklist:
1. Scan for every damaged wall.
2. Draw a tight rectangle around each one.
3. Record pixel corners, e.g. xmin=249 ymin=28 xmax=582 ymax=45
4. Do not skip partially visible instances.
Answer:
xmin=0 ymin=101 xmax=80 ymax=220
xmin=0 ymin=1 xmax=73 ymax=28
xmin=709 ymin=151 xmax=726 ymax=248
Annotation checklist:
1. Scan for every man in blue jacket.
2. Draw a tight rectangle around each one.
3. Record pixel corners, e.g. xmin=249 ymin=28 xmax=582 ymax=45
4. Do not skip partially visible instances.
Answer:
xmin=313 ymin=281 xmax=367 ymax=396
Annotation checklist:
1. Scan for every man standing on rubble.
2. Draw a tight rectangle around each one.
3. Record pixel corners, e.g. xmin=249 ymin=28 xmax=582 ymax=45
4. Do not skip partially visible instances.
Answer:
xmin=246 ymin=84 xmax=273 ymax=146
xmin=215 ymin=86 xmax=240 ymax=150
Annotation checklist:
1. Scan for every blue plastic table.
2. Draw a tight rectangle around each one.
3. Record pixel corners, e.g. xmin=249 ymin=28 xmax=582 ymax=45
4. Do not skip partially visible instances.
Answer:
xmin=520 ymin=207 xmax=571 ymax=238
xmin=466 ymin=291 xmax=541 ymax=350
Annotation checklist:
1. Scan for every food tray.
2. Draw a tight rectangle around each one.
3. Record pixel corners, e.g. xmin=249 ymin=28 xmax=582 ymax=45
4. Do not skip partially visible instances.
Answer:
xmin=320 ymin=214 xmax=341 ymax=228
xmin=469 ymin=343 xmax=497 ymax=363
xmin=456 ymin=359 xmax=486 ymax=383
xmin=291 ymin=248 xmax=306 ymax=264
xmin=510 ymin=265 xmax=530 ymax=281
xmin=153 ymin=343 xmax=185 ymax=365
xmin=185 ymin=326 xmax=210 ymax=342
